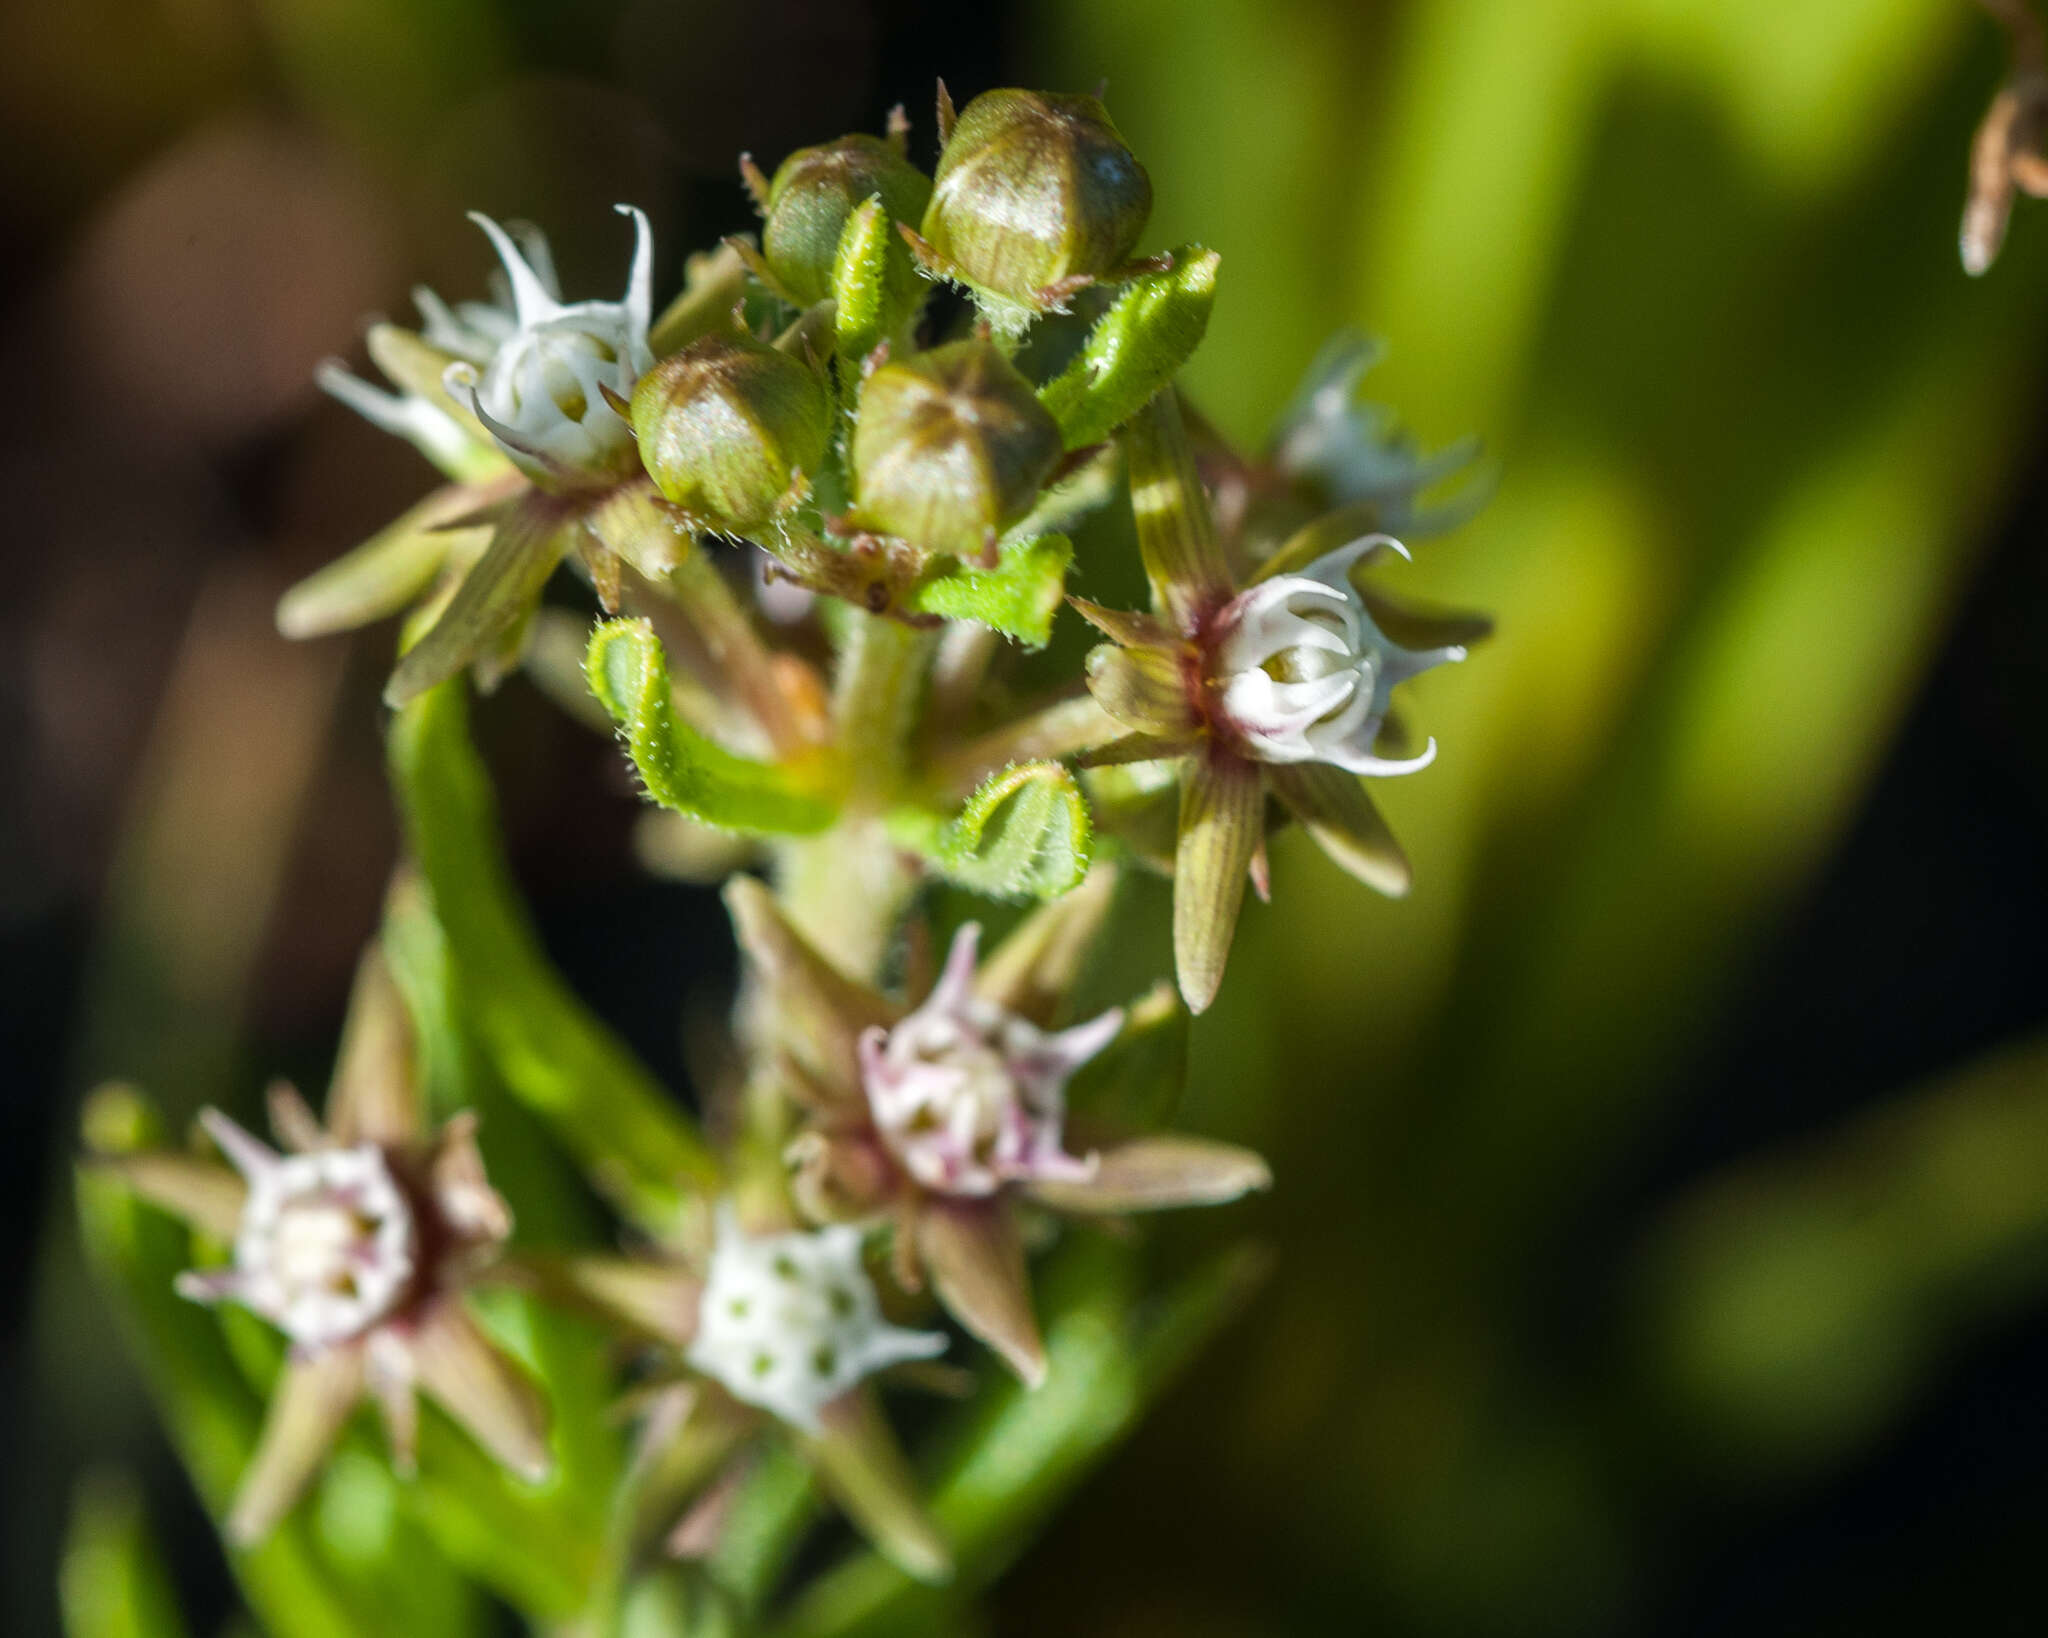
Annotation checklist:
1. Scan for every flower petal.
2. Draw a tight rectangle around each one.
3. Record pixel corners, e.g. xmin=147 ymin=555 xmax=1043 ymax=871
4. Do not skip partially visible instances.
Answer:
xmin=803 ymin=1388 xmax=953 ymax=1585
xmin=1172 ymin=752 xmax=1265 ymax=1014
xmin=915 ymin=1200 xmax=1046 ymax=1388
xmin=409 ymin=1299 xmax=552 ymax=1483
xmin=224 ymin=1346 xmax=365 ymax=1546
xmin=1267 ymin=762 xmax=1411 ymax=897
xmin=1026 ymin=1134 xmax=1271 ymax=1213
xmin=90 ymin=1153 xmax=246 ymax=1241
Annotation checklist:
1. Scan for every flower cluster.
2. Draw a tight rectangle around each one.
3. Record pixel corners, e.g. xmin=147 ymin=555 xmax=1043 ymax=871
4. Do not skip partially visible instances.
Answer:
xmin=88 ymin=77 xmax=1492 ymax=1615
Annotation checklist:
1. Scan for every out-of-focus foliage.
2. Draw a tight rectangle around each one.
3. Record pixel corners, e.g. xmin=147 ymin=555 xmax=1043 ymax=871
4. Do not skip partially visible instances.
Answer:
xmin=13 ymin=0 xmax=2048 ymax=1635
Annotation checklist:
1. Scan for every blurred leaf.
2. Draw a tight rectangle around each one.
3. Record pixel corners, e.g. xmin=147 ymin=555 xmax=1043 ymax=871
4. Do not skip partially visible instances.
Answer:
xmin=1038 ymin=247 xmax=1220 ymax=450
xmin=903 ymin=534 xmax=1075 ymax=649
xmin=586 ymin=618 xmax=840 ymax=835
xmin=388 ymin=681 xmax=720 ymax=1232
xmin=890 ymin=762 xmax=1093 ymax=903
xmin=60 ymin=1471 xmax=190 ymax=1638
xmin=274 ymin=486 xmax=488 ymax=641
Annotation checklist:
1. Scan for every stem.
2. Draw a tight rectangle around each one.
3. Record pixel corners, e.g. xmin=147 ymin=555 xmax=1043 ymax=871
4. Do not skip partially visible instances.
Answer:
xmin=662 ymin=543 xmax=809 ymax=759
xmin=776 ymin=611 xmax=934 ymax=982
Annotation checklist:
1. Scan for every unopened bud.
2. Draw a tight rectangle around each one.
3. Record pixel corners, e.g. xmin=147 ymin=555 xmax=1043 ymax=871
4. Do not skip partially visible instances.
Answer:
xmin=631 ymin=332 xmax=832 ymax=532
xmin=921 ymin=89 xmax=1152 ymax=309
xmin=758 ymin=134 xmax=933 ymax=306
xmin=850 ymin=339 xmax=1062 ymax=555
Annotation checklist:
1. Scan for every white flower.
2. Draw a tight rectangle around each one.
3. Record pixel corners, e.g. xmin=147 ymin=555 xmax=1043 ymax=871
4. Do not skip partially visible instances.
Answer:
xmin=449 ymin=206 xmax=655 ymax=484
xmin=857 ymin=924 xmax=1122 ymax=1198
xmin=685 ymin=1206 xmax=946 ymax=1429
xmin=175 ymin=1110 xmax=417 ymax=1350
xmin=1211 ymin=535 xmax=1464 ymax=777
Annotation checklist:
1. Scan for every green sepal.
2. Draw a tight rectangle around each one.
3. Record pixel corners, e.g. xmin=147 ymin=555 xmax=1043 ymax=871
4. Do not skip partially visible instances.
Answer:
xmin=1123 ymin=390 xmax=1233 ymax=631
xmin=276 ymin=484 xmax=494 ymax=641
xmin=1037 ymin=246 xmax=1220 ymax=450
xmin=584 ymin=619 xmax=839 ymax=836
xmin=385 ymin=498 xmax=575 ymax=708
xmin=901 ymin=533 xmax=1073 ymax=648
xmin=891 ymin=761 xmax=1092 ymax=902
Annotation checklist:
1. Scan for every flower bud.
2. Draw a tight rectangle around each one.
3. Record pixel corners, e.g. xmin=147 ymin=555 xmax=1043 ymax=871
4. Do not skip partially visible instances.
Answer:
xmin=630 ymin=332 xmax=832 ymax=531
xmin=759 ymin=134 xmax=933 ymax=306
xmin=921 ymin=89 xmax=1152 ymax=308
xmin=850 ymin=339 xmax=1062 ymax=555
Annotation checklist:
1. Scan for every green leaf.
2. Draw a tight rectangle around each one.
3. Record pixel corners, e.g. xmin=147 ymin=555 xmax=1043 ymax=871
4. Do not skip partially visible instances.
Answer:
xmin=61 ymin=1472 xmax=191 ymax=1638
xmin=388 ymin=681 xmax=721 ymax=1231
xmin=584 ymin=619 xmax=839 ymax=836
xmin=891 ymin=761 xmax=1093 ymax=902
xmin=902 ymin=533 xmax=1074 ymax=648
xmin=1037 ymin=246 xmax=1221 ymax=450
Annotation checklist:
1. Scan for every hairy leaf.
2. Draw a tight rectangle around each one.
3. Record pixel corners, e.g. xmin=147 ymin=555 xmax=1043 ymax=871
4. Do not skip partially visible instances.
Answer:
xmin=891 ymin=761 xmax=1093 ymax=903
xmin=902 ymin=534 xmax=1074 ymax=648
xmin=1038 ymin=246 xmax=1220 ymax=450
xmin=584 ymin=618 xmax=838 ymax=835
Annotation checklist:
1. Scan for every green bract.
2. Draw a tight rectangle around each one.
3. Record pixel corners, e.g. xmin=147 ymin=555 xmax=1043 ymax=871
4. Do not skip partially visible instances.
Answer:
xmin=850 ymin=340 xmax=1063 ymax=556
xmin=921 ymin=88 xmax=1152 ymax=309
xmin=630 ymin=332 xmax=832 ymax=532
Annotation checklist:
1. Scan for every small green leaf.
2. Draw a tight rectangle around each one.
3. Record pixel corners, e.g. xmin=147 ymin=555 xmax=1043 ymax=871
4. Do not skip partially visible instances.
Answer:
xmin=892 ymin=761 xmax=1093 ymax=902
xmin=1037 ymin=246 xmax=1220 ymax=450
xmin=902 ymin=533 xmax=1073 ymax=648
xmin=585 ymin=619 xmax=839 ymax=836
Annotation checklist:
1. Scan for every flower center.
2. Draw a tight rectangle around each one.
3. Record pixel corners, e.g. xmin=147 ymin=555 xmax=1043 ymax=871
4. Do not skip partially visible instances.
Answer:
xmin=237 ymin=1146 xmax=417 ymax=1347
xmin=685 ymin=1211 xmax=944 ymax=1429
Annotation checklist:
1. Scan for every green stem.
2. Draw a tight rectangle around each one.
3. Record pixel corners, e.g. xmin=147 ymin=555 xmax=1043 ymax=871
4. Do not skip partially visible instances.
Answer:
xmin=663 ymin=544 xmax=808 ymax=760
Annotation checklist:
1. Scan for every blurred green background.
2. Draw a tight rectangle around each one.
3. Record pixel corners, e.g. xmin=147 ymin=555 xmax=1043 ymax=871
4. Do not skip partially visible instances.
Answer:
xmin=9 ymin=0 xmax=2048 ymax=1633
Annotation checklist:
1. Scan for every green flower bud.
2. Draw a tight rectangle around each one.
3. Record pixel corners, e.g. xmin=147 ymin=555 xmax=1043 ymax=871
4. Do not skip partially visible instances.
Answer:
xmin=851 ymin=340 xmax=1063 ymax=556
xmin=921 ymin=89 xmax=1152 ymax=308
xmin=630 ymin=332 xmax=832 ymax=532
xmin=758 ymin=134 xmax=933 ymax=306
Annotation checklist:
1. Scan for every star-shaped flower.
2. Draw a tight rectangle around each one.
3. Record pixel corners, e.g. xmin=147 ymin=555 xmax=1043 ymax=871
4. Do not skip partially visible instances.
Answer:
xmin=726 ymin=867 xmax=1270 ymax=1387
xmin=91 ymin=948 xmax=548 ymax=1544
xmin=1073 ymin=389 xmax=1490 ymax=1012
xmin=530 ymin=1200 xmax=955 ymax=1583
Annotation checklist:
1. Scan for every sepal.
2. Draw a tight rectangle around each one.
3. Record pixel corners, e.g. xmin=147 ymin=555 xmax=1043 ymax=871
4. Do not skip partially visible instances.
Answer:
xmin=803 ymin=1390 xmax=953 ymax=1585
xmin=1173 ymin=752 xmax=1265 ymax=1013
xmin=915 ymin=1200 xmax=1045 ymax=1388
xmin=1267 ymin=762 xmax=1411 ymax=897
xmin=1026 ymin=1134 xmax=1270 ymax=1214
